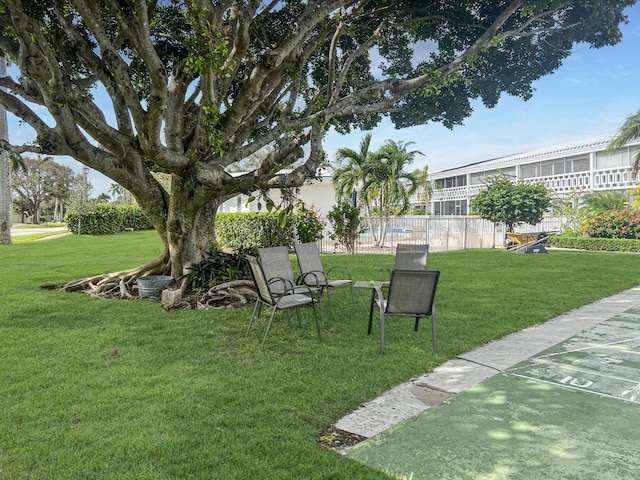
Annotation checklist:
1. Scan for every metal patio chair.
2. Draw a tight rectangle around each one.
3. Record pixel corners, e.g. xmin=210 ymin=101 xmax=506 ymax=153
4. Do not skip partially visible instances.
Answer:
xmin=256 ymin=246 xmax=302 ymax=297
xmin=380 ymin=243 xmax=429 ymax=282
xmin=245 ymin=255 xmax=321 ymax=349
xmin=294 ymin=242 xmax=353 ymax=317
xmin=368 ymin=269 xmax=440 ymax=354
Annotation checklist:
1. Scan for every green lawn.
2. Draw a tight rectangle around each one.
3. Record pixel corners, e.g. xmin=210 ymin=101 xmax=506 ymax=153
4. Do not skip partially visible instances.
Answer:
xmin=2 ymin=232 xmax=640 ymax=479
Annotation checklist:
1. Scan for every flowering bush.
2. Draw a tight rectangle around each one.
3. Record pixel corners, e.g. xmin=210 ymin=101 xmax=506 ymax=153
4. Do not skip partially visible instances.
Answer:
xmin=294 ymin=202 xmax=325 ymax=243
xmin=581 ymin=209 xmax=640 ymax=239
xmin=629 ymin=186 xmax=640 ymax=210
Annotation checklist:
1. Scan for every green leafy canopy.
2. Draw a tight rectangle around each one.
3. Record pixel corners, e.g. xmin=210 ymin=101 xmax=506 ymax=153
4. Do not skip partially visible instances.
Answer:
xmin=471 ymin=172 xmax=552 ymax=232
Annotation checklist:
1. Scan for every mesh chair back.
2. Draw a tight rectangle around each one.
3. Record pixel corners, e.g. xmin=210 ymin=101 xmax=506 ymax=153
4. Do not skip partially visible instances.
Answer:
xmin=294 ymin=242 xmax=326 ymax=285
xmin=386 ymin=269 xmax=439 ymax=315
xmin=246 ymin=255 xmax=275 ymax=305
xmin=394 ymin=244 xmax=429 ymax=270
xmin=257 ymin=246 xmax=296 ymax=295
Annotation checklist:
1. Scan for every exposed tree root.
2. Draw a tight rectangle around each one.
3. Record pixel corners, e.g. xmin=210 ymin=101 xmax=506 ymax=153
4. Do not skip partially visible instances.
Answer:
xmin=48 ymin=251 xmax=258 ymax=309
xmin=176 ymin=280 xmax=257 ymax=310
xmin=56 ymin=252 xmax=172 ymax=299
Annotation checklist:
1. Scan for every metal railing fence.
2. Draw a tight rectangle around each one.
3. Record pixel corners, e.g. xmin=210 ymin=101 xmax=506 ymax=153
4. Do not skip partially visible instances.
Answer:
xmin=319 ymin=215 xmax=569 ymax=254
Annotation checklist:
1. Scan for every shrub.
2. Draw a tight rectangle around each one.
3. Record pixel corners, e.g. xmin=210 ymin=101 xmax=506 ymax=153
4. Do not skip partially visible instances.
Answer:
xmin=120 ymin=205 xmax=154 ymax=231
xmin=580 ymin=209 xmax=640 ymax=239
xmin=549 ymin=235 xmax=640 ymax=253
xmin=294 ymin=202 xmax=325 ymax=243
xmin=182 ymin=249 xmax=251 ymax=290
xmin=327 ymin=201 xmax=362 ymax=254
xmin=65 ymin=203 xmax=153 ymax=235
xmin=216 ymin=212 xmax=295 ymax=250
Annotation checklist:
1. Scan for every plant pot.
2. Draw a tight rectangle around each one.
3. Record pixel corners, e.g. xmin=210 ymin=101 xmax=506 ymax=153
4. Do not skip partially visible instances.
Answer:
xmin=137 ymin=275 xmax=174 ymax=299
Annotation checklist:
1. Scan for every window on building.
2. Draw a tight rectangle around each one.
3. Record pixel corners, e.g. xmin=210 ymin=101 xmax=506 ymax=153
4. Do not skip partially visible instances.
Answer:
xmin=520 ymin=163 xmax=539 ymax=178
xmin=456 ymin=175 xmax=467 ymax=187
xmin=553 ymin=161 xmax=565 ymax=174
xmin=568 ymin=155 xmax=589 ymax=173
xmin=470 ymin=172 xmax=485 ymax=185
xmin=444 ymin=200 xmax=456 ymax=215
xmin=596 ymin=150 xmax=627 ymax=169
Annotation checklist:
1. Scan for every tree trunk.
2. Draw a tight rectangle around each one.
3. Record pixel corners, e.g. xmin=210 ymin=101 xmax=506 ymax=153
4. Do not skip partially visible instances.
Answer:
xmin=163 ymin=176 xmax=225 ymax=278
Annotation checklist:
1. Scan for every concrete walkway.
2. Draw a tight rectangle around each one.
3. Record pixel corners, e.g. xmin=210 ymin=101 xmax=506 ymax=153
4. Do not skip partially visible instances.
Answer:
xmin=336 ymin=285 xmax=640 ymax=440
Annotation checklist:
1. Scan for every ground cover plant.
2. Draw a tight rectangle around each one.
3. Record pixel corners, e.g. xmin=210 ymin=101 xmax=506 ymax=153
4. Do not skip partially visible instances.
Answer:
xmin=2 ymin=233 xmax=640 ymax=479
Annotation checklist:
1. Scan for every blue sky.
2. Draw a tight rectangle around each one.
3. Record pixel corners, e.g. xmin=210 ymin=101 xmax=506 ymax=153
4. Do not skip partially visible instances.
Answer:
xmin=324 ymin=2 xmax=640 ymax=176
xmin=6 ymin=3 xmax=640 ymax=196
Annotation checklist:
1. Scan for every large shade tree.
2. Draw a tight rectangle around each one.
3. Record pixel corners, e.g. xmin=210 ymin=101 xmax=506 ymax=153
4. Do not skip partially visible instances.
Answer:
xmin=0 ymin=0 xmax=634 ymax=295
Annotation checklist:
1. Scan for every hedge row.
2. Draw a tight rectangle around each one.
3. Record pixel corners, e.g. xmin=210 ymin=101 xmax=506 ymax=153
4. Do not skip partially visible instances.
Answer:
xmin=216 ymin=212 xmax=295 ymax=250
xmin=549 ymin=235 xmax=640 ymax=253
xmin=65 ymin=204 xmax=153 ymax=235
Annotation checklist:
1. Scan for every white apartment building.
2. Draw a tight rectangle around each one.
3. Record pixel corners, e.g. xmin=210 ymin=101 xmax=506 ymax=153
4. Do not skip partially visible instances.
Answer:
xmin=428 ymin=135 xmax=640 ymax=216
xmin=218 ymin=169 xmax=337 ymax=221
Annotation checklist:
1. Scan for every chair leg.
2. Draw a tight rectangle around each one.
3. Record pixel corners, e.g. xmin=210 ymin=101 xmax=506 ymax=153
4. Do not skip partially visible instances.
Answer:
xmin=431 ymin=305 xmax=437 ymax=354
xmin=247 ymin=299 xmax=261 ymax=337
xmin=325 ymin=286 xmax=333 ymax=318
xmin=379 ymin=308 xmax=385 ymax=355
xmin=367 ymin=289 xmax=376 ymax=335
xmin=316 ymin=290 xmax=325 ymax=322
xmin=311 ymin=302 xmax=322 ymax=342
xmin=295 ymin=308 xmax=301 ymax=327
xmin=414 ymin=316 xmax=420 ymax=332
xmin=261 ymin=308 xmax=278 ymax=349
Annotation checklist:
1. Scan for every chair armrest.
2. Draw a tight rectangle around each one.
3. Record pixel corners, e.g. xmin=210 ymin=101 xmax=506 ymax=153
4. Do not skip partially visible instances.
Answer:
xmin=268 ymin=276 xmax=295 ymax=292
xmin=298 ymin=270 xmax=328 ymax=287
xmin=326 ymin=265 xmax=352 ymax=280
xmin=378 ymin=267 xmax=391 ymax=282
xmin=279 ymin=283 xmax=314 ymax=297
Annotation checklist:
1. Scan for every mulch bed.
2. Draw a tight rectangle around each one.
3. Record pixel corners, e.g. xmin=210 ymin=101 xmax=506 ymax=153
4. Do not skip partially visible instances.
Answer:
xmin=317 ymin=425 xmax=368 ymax=449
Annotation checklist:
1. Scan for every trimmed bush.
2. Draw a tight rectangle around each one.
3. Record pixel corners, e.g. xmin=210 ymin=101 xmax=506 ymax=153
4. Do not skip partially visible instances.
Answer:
xmin=120 ymin=205 xmax=154 ymax=231
xmin=216 ymin=212 xmax=295 ymax=250
xmin=65 ymin=204 xmax=153 ymax=235
xmin=549 ymin=235 xmax=640 ymax=253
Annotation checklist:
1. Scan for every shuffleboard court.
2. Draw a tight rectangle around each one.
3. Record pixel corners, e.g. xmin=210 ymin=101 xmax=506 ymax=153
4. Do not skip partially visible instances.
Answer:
xmin=508 ymin=311 xmax=640 ymax=404
xmin=346 ymin=308 xmax=640 ymax=479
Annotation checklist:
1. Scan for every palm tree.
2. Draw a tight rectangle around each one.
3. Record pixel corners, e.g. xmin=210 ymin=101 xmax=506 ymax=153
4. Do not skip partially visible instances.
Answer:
xmin=109 ymin=183 xmax=124 ymax=203
xmin=9 ymin=152 xmax=27 ymax=174
xmin=332 ymin=133 xmax=373 ymax=204
xmin=414 ymin=165 xmax=433 ymax=214
xmin=332 ymin=134 xmax=379 ymax=242
xmin=608 ymin=109 xmax=640 ymax=177
xmin=361 ymin=140 xmax=422 ymax=246
xmin=580 ymin=191 xmax=628 ymax=217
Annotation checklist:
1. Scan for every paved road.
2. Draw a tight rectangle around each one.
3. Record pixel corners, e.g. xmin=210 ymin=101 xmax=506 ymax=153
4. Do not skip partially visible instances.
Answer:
xmin=10 ymin=226 xmax=68 ymax=237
